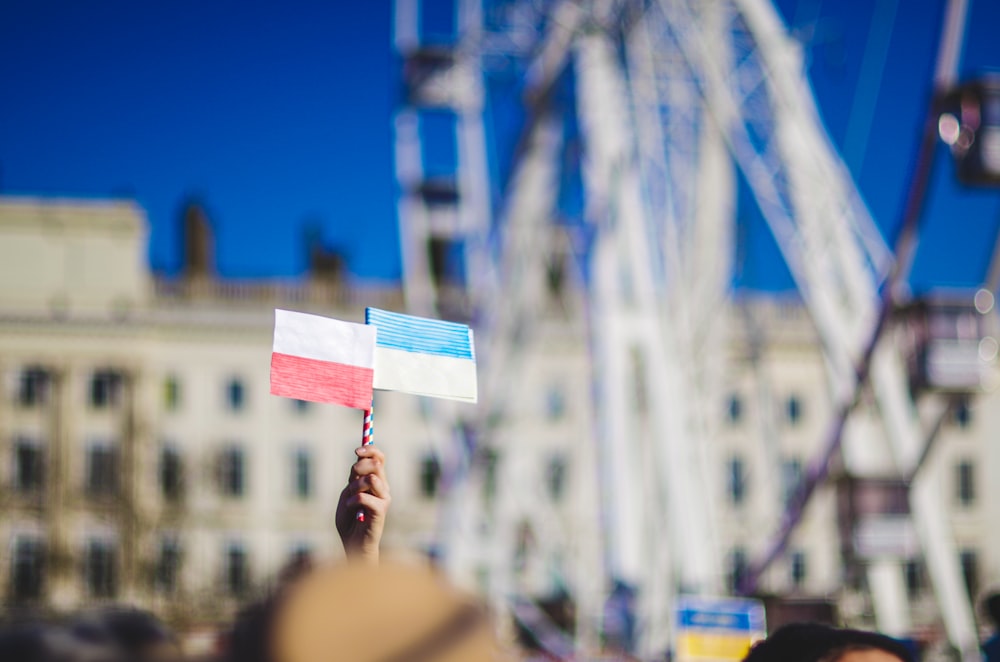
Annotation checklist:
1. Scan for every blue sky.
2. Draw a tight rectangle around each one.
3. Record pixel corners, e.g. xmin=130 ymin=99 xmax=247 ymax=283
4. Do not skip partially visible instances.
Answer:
xmin=1 ymin=0 xmax=999 ymax=292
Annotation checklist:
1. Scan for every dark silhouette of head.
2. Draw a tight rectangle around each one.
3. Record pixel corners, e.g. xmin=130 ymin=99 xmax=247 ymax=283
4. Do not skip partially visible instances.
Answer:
xmin=0 ymin=621 xmax=124 ymax=662
xmin=986 ymin=592 xmax=1000 ymax=629
xmin=743 ymin=623 xmax=913 ymax=662
xmin=71 ymin=608 xmax=179 ymax=661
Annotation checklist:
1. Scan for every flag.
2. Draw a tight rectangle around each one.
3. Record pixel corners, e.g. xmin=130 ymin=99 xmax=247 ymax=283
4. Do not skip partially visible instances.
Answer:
xmin=366 ymin=307 xmax=477 ymax=403
xmin=270 ymin=309 xmax=376 ymax=409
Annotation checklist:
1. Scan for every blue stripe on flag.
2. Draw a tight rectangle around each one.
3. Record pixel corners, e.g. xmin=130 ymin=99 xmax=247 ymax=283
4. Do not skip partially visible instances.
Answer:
xmin=365 ymin=308 xmax=475 ymax=360
xmin=677 ymin=609 xmax=755 ymax=632
xmin=675 ymin=598 xmax=765 ymax=632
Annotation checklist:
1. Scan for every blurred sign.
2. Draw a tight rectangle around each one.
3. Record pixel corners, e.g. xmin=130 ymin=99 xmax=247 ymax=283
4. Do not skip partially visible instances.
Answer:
xmin=674 ymin=596 xmax=766 ymax=662
xmin=854 ymin=515 xmax=919 ymax=560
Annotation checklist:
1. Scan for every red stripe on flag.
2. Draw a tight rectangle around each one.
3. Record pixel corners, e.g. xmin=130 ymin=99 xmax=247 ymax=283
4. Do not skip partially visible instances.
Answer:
xmin=270 ymin=352 xmax=374 ymax=409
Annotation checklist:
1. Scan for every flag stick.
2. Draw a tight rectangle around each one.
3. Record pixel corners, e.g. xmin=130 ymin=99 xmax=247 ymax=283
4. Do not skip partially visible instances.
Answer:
xmin=356 ymin=400 xmax=374 ymax=522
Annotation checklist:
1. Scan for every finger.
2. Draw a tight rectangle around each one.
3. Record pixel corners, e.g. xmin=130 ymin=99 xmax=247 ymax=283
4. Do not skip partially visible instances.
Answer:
xmin=347 ymin=474 xmax=390 ymax=500
xmin=346 ymin=492 xmax=389 ymax=520
xmin=350 ymin=457 xmax=386 ymax=479
xmin=349 ymin=446 xmax=386 ymax=482
xmin=355 ymin=445 xmax=385 ymax=464
xmin=366 ymin=474 xmax=389 ymax=500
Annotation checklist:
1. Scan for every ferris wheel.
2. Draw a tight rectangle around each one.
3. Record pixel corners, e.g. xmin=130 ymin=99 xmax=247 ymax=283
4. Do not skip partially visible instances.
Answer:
xmin=391 ymin=0 xmax=989 ymax=659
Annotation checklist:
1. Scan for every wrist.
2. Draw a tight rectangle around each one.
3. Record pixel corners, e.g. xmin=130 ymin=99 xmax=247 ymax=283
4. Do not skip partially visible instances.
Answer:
xmin=346 ymin=546 xmax=379 ymax=564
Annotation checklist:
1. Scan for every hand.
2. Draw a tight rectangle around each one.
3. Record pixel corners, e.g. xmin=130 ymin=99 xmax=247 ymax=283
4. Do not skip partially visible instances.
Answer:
xmin=336 ymin=445 xmax=391 ymax=564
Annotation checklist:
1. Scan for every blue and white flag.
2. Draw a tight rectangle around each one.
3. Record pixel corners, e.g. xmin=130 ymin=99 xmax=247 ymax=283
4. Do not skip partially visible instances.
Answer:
xmin=365 ymin=307 xmax=478 ymax=403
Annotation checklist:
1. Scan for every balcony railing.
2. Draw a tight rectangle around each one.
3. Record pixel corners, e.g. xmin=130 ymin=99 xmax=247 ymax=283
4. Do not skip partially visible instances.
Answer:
xmin=153 ymin=277 xmax=404 ymax=311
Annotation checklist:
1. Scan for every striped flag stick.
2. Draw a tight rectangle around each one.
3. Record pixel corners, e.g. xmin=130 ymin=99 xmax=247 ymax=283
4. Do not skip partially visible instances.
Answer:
xmin=356 ymin=401 xmax=374 ymax=522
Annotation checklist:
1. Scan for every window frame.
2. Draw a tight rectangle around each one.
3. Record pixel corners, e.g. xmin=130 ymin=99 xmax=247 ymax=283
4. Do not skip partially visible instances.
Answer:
xmin=726 ymin=394 xmax=743 ymax=425
xmin=85 ymin=440 xmax=120 ymax=497
xmin=292 ymin=447 xmax=313 ymax=500
xmin=163 ymin=375 xmax=181 ymax=412
xmin=956 ymin=459 xmax=975 ymax=506
xmin=790 ymin=550 xmax=807 ymax=588
xmin=159 ymin=444 xmax=184 ymax=502
xmin=226 ymin=378 xmax=245 ymax=412
xmin=547 ymin=454 xmax=568 ymax=502
xmin=13 ymin=437 xmax=45 ymax=493
xmin=10 ymin=535 xmax=45 ymax=602
xmin=16 ymin=367 xmax=50 ymax=408
xmin=154 ymin=537 xmax=182 ymax=594
xmin=224 ymin=543 xmax=250 ymax=597
xmin=419 ymin=452 xmax=442 ymax=499
xmin=727 ymin=455 xmax=747 ymax=506
xmin=785 ymin=395 xmax=803 ymax=426
xmin=84 ymin=538 xmax=118 ymax=599
xmin=781 ymin=457 xmax=803 ymax=505
xmin=89 ymin=369 xmax=124 ymax=410
xmin=219 ymin=445 xmax=246 ymax=498
xmin=729 ymin=547 xmax=748 ymax=593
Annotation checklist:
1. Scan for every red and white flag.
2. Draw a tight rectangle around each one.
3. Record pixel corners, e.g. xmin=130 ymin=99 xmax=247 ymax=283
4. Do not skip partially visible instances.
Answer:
xmin=270 ymin=309 xmax=376 ymax=409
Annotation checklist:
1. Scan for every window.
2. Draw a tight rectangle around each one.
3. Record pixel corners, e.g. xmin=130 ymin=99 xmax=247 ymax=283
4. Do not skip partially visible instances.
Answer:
xmin=546 ymin=385 xmax=566 ymax=420
xmin=480 ymin=448 xmax=499 ymax=505
xmin=14 ymin=438 xmax=44 ymax=493
xmin=956 ymin=460 xmax=975 ymax=506
xmin=904 ymin=559 xmax=923 ymax=598
xmin=960 ymin=549 xmax=978 ymax=599
xmin=547 ymin=455 xmax=567 ymax=502
xmin=225 ymin=544 xmax=249 ymax=597
xmin=785 ymin=396 xmax=803 ymax=426
xmin=727 ymin=455 xmax=747 ymax=505
xmin=219 ymin=446 xmax=246 ymax=497
xmin=90 ymin=370 xmax=123 ymax=409
xmin=952 ymin=398 xmax=972 ymax=428
xmin=790 ymin=551 xmax=807 ymax=588
xmin=419 ymin=453 xmax=441 ymax=499
xmin=285 ymin=545 xmax=313 ymax=576
xmin=86 ymin=443 xmax=119 ymax=496
xmin=85 ymin=540 xmax=117 ymax=598
xmin=728 ymin=548 xmax=748 ymax=593
xmin=226 ymin=378 xmax=245 ymax=411
xmin=726 ymin=394 xmax=742 ymax=425
xmin=159 ymin=446 xmax=183 ymax=501
xmin=293 ymin=449 xmax=312 ymax=500
xmin=781 ymin=458 xmax=803 ymax=505
xmin=163 ymin=376 xmax=180 ymax=411
xmin=11 ymin=537 xmax=45 ymax=602
xmin=155 ymin=538 xmax=181 ymax=593
xmin=17 ymin=367 xmax=50 ymax=407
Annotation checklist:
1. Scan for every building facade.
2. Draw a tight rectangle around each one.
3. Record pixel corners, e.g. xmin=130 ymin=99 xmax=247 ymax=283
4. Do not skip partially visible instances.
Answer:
xmin=0 ymin=196 xmax=997 ymax=644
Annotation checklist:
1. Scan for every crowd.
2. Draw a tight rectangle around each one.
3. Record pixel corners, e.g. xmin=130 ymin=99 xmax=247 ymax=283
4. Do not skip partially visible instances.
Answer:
xmin=1 ymin=444 xmax=998 ymax=662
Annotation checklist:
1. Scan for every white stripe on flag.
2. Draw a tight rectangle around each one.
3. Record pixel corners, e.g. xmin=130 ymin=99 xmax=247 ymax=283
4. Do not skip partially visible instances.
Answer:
xmin=273 ymin=309 xmax=376 ymax=368
xmin=373 ymin=346 xmax=478 ymax=403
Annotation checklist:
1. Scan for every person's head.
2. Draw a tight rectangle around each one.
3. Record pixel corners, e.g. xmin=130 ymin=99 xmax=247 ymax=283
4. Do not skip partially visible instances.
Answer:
xmin=985 ymin=591 xmax=1000 ymax=629
xmin=0 ymin=622 xmax=123 ymax=662
xmin=0 ymin=625 xmax=58 ymax=662
xmin=743 ymin=623 xmax=912 ymax=662
xmin=268 ymin=559 xmax=506 ymax=662
xmin=71 ymin=608 xmax=180 ymax=662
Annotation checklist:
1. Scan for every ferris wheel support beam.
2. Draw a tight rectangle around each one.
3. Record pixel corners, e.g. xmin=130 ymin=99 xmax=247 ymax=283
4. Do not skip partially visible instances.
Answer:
xmin=659 ymin=0 xmax=979 ymax=655
xmin=577 ymin=28 xmax=723 ymax=627
xmin=733 ymin=0 xmax=980 ymax=656
xmin=392 ymin=0 xmax=497 ymax=596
